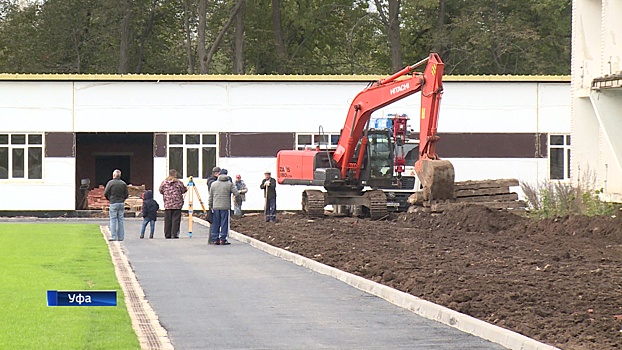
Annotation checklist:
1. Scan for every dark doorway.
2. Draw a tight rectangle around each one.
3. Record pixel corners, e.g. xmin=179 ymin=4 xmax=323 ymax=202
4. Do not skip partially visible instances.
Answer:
xmin=95 ymin=155 xmax=131 ymax=186
xmin=75 ymin=132 xmax=154 ymax=209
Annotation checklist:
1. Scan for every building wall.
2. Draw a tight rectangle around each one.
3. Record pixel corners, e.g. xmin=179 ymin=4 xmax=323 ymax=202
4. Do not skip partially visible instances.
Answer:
xmin=571 ymin=0 xmax=622 ymax=201
xmin=0 ymin=79 xmax=570 ymax=211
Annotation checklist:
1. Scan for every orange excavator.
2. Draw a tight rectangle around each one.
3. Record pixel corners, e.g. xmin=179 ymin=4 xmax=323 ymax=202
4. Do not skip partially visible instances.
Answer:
xmin=276 ymin=53 xmax=455 ymax=219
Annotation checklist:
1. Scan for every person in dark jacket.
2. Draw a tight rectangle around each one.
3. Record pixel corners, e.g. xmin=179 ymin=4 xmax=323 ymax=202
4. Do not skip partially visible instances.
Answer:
xmin=140 ymin=190 xmax=160 ymax=239
xmin=208 ymin=169 xmax=239 ymax=245
xmin=104 ymin=169 xmax=129 ymax=241
xmin=207 ymin=166 xmax=221 ymax=191
xmin=260 ymin=170 xmax=277 ymax=222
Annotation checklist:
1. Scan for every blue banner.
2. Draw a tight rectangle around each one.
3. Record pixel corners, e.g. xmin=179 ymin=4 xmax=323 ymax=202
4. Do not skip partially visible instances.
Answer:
xmin=47 ymin=290 xmax=117 ymax=307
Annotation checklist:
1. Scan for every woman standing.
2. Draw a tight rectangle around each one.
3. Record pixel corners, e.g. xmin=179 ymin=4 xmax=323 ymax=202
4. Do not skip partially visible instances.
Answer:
xmin=158 ymin=169 xmax=187 ymax=239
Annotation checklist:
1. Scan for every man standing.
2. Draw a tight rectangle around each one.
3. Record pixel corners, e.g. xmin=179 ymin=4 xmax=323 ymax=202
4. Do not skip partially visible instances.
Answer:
xmin=159 ymin=169 xmax=187 ymax=239
xmin=207 ymin=166 xmax=221 ymax=191
xmin=104 ymin=169 xmax=128 ymax=241
xmin=260 ymin=170 xmax=277 ymax=222
xmin=233 ymin=174 xmax=248 ymax=216
xmin=208 ymin=169 xmax=239 ymax=245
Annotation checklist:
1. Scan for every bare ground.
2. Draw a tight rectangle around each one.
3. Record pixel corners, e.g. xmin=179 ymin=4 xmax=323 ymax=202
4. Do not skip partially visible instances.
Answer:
xmin=230 ymin=204 xmax=622 ymax=350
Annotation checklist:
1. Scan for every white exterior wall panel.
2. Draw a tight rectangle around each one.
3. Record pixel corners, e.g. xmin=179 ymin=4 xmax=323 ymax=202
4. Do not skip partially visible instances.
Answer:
xmin=0 ymin=82 xmax=74 ymax=132
xmin=0 ymin=158 xmax=75 ymax=210
xmin=537 ymin=83 xmax=572 ymax=133
xmin=73 ymin=82 xmax=230 ymax=132
xmin=228 ymin=82 xmax=364 ymax=132
xmin=0 ymin=79 xmax=570 ymax=211
xmin=440 ymin=83 xmax=537 ymax=133
xmin=571 ymin=0 xmax=622 ymax=201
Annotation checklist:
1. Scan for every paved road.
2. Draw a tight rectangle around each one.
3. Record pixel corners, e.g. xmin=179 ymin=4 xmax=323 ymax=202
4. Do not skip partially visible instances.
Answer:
xmin=118 ymin=217 xmax=505 ymax=350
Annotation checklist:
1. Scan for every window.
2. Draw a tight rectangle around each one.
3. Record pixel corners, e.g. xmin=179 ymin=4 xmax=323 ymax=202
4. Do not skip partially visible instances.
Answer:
xmin=296 ymin=133 xmax=340 ymax=150
xmin=549 ymin=134 xmax=571 ymax=180
xmin=168 ymin=133 xmax=218 ymax=179
xmin=0 ymin=133 xmax=43 ymax=179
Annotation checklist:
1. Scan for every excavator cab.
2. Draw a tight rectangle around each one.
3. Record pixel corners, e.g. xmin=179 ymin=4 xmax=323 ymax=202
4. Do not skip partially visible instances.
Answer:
xmin=364 ymin=131 xmax=394 ymax=187
xmin=350 ymin=130 xmax=395 ymax=189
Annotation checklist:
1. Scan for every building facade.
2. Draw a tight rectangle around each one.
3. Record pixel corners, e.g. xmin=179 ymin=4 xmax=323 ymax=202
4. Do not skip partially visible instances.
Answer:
xmin=0 ymin=75 xmax=569 ymax=211
xmin=571 ymin=0 xmax=622 ymax=202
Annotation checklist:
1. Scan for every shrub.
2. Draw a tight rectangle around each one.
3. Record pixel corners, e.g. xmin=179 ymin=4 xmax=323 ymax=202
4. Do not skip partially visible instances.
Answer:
xmin=520 ymin=176 xmax=619 ymax=219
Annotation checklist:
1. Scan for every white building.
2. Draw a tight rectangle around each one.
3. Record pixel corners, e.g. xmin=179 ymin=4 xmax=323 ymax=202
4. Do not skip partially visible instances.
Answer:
xmin=0 ymin=75 xmax=569 ymax=212
xmin=571 ymin=0 xmax=622 ymax=202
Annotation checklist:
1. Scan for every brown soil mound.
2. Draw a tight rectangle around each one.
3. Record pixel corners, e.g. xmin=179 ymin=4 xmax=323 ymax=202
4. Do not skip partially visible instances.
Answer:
xmin=231 ymin=206 xmax=622 ymax=350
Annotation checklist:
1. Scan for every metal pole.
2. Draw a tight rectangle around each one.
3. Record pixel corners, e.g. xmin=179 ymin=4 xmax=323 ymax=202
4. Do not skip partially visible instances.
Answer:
xmin=187 ymin=176 xmax=194 ymax=238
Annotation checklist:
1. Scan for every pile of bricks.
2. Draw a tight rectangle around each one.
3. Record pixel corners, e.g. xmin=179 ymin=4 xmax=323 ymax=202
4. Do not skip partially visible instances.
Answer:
xmin=87 ymin=186 xmax=109 ymax=209
xmin=87 ymin=184 xmax=145 ymax=212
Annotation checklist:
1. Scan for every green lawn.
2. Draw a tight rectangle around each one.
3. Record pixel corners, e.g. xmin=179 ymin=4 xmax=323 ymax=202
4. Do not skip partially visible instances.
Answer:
xmin=0 ymin=223 xmax=139 ymax=350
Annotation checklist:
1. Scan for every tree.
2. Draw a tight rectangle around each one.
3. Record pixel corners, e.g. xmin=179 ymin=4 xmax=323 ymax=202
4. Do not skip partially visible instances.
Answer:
xmin=232 ymin=0 xmax=245 ymax=74
xmin=0 ymin=0 xmax=571 ymax=75
xmin=374 ymin=0 xmax=402 ymax=71
xmin=203 ymin=0 xmax=244 ymax=73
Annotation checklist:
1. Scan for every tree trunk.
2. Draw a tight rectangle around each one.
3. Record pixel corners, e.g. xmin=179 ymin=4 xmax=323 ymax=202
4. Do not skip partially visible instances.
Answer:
xmin=271 ymin=0 xmax=287 ymax=73
xmin=374 ymin=0 xmax=403 ymax=72
xmin=198 ymin=0 xmax=208 ymax=74
xmin=118 ymin=0 xmax=132 ymax=74
xmin=233 ymin=0 xmax=245 ymax=74
xmin=387 ymin=0 xmax=402 ymax=72
xmin=184 ymin=0 xmax=195 ymax=74
xmin=136 ymin=0 xmax=158 ymax=73
xmin=432 ymin=0 xmax=445 ymax=53
xmin=204 ymin=0 xmax=245 ymax=73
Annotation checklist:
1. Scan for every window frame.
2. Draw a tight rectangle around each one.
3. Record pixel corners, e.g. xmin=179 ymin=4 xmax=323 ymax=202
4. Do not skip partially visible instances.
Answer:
xmin=296 ymin=132 xmax=341 ymax=150
xmin=167 ymin=133 xmax=218 ymax=180
xmin=548 ymin=133 xmax=571 ymax=181
xmin=0 ymin=133 xmax=44 ymax=180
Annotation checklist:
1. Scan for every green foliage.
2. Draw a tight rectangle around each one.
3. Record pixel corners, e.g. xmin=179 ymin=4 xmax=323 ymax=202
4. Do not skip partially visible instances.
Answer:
xmin=0 ymin=224 xmax=139 ymax=349
xmin=521 ymin=181 xmax=619 ymax=219
xmin=0 ymin=0 xmax=572 ymax=75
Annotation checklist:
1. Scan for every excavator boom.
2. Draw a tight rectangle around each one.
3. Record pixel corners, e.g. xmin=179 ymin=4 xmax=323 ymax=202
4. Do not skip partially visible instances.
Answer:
xmin=277 ymin=53 xmax=454 ymax=217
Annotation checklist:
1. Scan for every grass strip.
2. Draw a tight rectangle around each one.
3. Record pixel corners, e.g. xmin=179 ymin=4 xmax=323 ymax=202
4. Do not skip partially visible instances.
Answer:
xmin=0 ymin=223 xmax=139 ymax=350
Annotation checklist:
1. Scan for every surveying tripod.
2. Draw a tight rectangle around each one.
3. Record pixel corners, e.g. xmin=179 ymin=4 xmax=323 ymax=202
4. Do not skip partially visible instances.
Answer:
xmin=183 ymin=176 xmax=207 ymax=237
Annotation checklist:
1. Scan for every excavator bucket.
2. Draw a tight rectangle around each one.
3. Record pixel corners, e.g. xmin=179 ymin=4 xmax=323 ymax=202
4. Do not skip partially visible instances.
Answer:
xmin=414 ymin=159 xmax=455 ymax=201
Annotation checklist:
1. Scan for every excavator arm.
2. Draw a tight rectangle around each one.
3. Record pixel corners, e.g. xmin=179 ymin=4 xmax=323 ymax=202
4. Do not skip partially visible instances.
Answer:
xmin=333 ymin=53 xmax=447 ymax=187
xmin=276 ymin=53 xmax=453 ymax=218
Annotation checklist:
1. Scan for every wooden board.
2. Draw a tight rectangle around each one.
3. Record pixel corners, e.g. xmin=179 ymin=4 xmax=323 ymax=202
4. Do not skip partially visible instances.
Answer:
xmin=456 ymin=193 xmax=519 ymax=202
xmin=455 ymin=186 xmax=512 ymax=198
xmin=454 ymin=179 xmax=519 ymax=190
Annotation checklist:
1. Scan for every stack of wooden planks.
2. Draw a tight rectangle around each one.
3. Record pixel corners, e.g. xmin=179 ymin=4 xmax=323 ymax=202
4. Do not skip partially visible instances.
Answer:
xmin=453 ymin=178 xmax=526 ymax=210
xmin=407 ymin=178 xmax=527 ymax=212
xmin=127 ymin=184 xmax=145 ymax=198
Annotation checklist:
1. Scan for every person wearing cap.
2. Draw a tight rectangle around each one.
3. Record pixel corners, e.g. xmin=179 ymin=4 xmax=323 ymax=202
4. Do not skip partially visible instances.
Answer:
xmin=233 ymin=174 xmax=248 ymax=216
xmin=208 ymin=168 xmax=239 ymax=245
xmin=207 ymin=166 xmax=221 ymax=191
xmin=259 ymin=170 xmax=277 ymax=222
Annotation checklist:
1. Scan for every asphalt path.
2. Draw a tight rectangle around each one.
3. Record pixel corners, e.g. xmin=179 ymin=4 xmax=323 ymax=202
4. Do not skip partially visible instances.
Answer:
xmin=116 ymin=217 xmax=505 ymax=350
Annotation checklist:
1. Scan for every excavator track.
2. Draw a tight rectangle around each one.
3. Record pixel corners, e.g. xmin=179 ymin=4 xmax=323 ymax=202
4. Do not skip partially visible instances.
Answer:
xmin=302 ymin=190 xmax=326 ymax=217
xmin=364 ymin=190 xmax=388 ymax=220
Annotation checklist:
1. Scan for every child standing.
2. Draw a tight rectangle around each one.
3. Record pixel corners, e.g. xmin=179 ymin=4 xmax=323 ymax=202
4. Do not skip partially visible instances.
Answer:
xmin=140 ymin=190 xmax=160 ymax=239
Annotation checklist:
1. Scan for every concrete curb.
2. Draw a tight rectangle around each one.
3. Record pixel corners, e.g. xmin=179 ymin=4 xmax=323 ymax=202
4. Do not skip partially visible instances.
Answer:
xmin=101 ymin=226 xmax=174 ymax=350
xmin=195 ymin=218 xmax=559 ymax=350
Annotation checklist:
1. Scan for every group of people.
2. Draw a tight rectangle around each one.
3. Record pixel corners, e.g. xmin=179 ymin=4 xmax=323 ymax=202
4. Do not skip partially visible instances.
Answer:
xmin=104 ymin=166 xmax=277 ymax=245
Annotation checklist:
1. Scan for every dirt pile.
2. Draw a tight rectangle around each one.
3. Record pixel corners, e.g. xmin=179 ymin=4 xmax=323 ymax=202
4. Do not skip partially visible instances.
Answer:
xmin=231 ymin=206 xmax=622 ymax=349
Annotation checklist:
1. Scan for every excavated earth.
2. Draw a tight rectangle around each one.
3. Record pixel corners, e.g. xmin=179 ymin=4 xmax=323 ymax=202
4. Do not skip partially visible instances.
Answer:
xmin=230 ymin=204 xmax=622 ymax=350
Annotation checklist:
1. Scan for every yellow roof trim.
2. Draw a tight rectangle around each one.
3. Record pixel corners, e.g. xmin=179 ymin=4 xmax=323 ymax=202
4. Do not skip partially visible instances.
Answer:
xmin=0 ymin=73 xmax=570 ymax=83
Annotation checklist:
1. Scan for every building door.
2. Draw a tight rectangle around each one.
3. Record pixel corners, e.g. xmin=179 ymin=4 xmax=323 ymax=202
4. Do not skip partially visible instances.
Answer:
xmin=95 ymin=155 xmax=131 ymax=186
